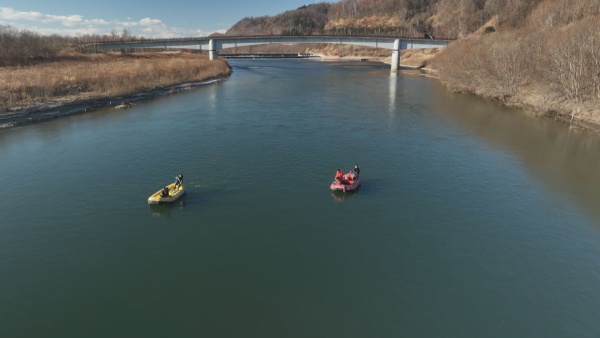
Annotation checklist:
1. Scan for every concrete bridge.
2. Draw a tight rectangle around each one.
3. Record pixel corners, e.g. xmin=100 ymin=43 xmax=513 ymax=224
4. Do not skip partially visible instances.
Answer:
xmin=94 ymin=36 xmax=450 ymax=71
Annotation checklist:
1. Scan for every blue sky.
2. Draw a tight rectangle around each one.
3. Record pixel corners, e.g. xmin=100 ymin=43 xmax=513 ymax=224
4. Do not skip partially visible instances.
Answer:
xmin=0 ymin=0 xmax=334 ymax=38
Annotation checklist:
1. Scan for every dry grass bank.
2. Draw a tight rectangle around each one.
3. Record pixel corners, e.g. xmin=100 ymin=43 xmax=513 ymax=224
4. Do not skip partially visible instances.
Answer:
xmin=0 ymin=52 xmax=231 ymax=113
xmin=431 ymin=8 xmax=600 ymax=130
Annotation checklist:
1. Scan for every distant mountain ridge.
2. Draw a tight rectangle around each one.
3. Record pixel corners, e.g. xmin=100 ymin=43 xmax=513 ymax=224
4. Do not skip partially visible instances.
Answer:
xmin=226 ymin=0 xmax=551 ymax=39
xmin=226 ymin=3 xmax=330 ymax=36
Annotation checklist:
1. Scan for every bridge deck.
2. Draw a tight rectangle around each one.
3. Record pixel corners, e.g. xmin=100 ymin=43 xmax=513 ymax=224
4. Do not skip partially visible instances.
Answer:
xmin=94 ymin=35 xmax=450 ymax=52
xmin=92 ymin=35 xmax=450 ymax=71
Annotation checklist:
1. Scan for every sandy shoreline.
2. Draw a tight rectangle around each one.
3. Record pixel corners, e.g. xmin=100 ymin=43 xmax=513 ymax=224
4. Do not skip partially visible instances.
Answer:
xmin=0 ymin=77 xmax=228 ymax=129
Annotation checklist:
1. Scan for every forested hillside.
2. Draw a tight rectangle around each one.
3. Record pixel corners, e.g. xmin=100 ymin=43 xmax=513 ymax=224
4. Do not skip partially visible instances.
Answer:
xmin=433 ymin=0 xmax=600 ymax=126
xmin=227 ymin=0 xmax=549 ymax=38
xmin=227 ymin=4 xmax=330 ymax=36
xmin=227 ymin=0 xmax=600 ymax=128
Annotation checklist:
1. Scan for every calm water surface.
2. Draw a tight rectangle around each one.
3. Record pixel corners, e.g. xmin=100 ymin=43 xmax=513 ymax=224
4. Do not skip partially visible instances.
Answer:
xmin=1 ymin=59 xmax=600 ymax=337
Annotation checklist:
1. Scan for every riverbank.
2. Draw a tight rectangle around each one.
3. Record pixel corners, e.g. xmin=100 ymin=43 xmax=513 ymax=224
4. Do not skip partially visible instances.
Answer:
xmin=433 ymin=70 xmax=600 ymax=133
xmin=317 ymin=45 xmax=600 ymax=133
xmin=431 ymin=26 xmax=600 ymax=133
xmin=0 ymin=78 xmax=228 ymax=128
xmin=1 ymin=48 xmax=426 ymax=129
xmin=0 ymin=52 xmax=231 ymax=129
xmin=4 ymin=48 xmax=598 ymax=133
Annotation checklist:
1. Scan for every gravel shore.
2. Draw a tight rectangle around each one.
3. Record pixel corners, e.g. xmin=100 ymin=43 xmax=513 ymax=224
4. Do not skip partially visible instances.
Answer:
xmin=0 ymin=77 xmax=228 ymax=129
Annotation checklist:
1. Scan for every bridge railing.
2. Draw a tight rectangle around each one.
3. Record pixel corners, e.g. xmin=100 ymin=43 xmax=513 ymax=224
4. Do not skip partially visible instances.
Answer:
xmin=88 ymin=35 xmax=452 ymax=72
xmin=89 ymin=34 xmax=453 ymax=48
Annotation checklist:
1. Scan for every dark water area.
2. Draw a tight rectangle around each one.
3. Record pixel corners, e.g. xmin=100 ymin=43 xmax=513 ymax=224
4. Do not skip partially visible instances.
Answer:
xmin=1 ymin=59 xmax=600 ymax=337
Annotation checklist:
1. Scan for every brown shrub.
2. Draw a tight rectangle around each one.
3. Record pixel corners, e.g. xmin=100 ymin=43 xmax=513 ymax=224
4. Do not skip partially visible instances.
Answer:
xmin=433 ymin=12 xmax=600 ymax=124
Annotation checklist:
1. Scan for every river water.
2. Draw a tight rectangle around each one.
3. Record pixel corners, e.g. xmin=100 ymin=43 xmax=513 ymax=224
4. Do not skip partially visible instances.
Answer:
xmin=1 ymin=59 xmax=600 ymax=337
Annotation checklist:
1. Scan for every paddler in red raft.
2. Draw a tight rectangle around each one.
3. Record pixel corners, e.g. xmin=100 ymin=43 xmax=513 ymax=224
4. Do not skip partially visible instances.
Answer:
xmin=330 ymin=165 xmax=361 ymax=192
xmin=334 ymin=169 xmax=345 ymax=183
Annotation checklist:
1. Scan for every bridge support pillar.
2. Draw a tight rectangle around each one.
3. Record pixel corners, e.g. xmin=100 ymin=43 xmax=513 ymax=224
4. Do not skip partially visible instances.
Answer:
xmin=391 ymin=39 xmax=400 ymax=72
xmin=209 ymin=39 xmax=218 ymax=60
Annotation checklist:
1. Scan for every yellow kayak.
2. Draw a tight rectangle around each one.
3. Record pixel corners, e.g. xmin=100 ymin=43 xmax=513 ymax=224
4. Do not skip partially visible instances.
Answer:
xmin=147 ymin=183 xmax=185 ymax=204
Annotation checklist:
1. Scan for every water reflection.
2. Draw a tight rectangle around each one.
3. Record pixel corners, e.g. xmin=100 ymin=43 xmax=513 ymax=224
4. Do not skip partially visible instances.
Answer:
xmin=148 ymin=199 xmax=186 ymax=218
xmin=436 ymin=89 xmax=600 ymax=221
xmin=388 ymin=73 xmax=397 ymax=118
xmin=330 ymin=187 xmax=360 ymax=203
xmin=208 ymin=84 xmax=219 ymax=115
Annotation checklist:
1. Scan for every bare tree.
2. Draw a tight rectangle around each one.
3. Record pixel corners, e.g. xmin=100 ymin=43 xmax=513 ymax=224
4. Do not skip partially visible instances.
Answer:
xmin=345 ymin=0 xmax=361 ymax=18
xmin=0 ymin=25 xmax=66 ymax=66
xmin=585 ymin=19 xmax=600 ymax=100
xmin=110 ymin=28 xmax=120 ymax=41
xmin=488 ymin=33 xmax=528 ymax=100
xmin=121 ymin=28 xmax=132 ymax=41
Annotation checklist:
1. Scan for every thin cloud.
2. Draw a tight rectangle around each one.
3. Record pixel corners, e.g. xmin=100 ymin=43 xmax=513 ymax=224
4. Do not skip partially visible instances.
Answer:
xmin=0 ymin=7 xmax=216 ymax=37
xmin=139 ymin=18 xmax=162 ymax=26
xmin=0 ymin=7 xmax=83 ymax=26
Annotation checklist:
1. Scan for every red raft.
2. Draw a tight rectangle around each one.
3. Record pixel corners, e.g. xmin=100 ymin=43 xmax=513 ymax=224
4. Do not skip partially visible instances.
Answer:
xmin=330 ymin=172 xmax=361 ymax=192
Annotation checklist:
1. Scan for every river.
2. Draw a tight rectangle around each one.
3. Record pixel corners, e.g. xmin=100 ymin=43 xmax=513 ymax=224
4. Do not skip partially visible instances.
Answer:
xmin=1 ymin=59 xmax=600 ymax=337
